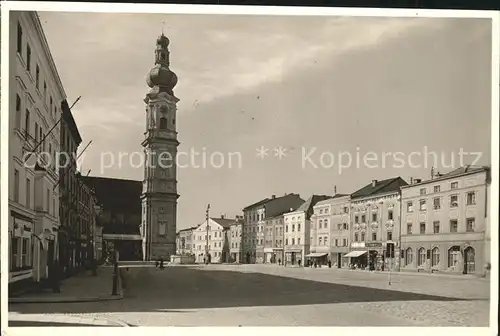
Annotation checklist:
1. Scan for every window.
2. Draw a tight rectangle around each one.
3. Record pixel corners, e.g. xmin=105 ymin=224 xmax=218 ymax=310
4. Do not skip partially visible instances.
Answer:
xmin=407 ymin=223 xmax=413 ymax=235
xmin=466 ymin=218 xmax=475 ymax=232
xmin=334 ymin=239 xmax=338 ymax=246
xmin=35 ymin=64 xmax=40 ymax=89
xmin=361 ymin=232 xmax=365 ymax=241
xmin=355 ymin=215 xmax=359 ymax=223
xmin=451 ymin=182 xmax=458 ymax=189
xmin=292 ymin=224 xmax=295 ymax=232
xmin=25 ymin=109 xmax=30 ymax=137
xmin=298 ymin=238 xmax=301 ymax=245
xmin=354 ymin=233 xmax=359 ymax=241
xmin=420 ymin=188 xmax=426 ymax=195
xmin=322 ymin=221 xmax=326 ymax=229
xmin=10 ymin=237 xmax=19 ymax=270
xmin=388 ymin=210 xmax=394 ymax=220
xmin=419 ymin=199 xmax=427 ymax=211
xmin=13 ymin=169 xmax=20 ymax=202
xmin=286 ymin=225 xmax=288 ymax=232
xmin=17 ymin=22 xmax=23 ymax=54
xmin=419 ymin=222 xmax=426 ymax=234
xmin=387 ymin=231 xmax=392 ymax=241
xmin=344 ymin=207 xmax=349 ymax=213
xmin=291 ymin=238 xmax=295 ymax=245
xmin=407 ymin=201 xmax=414 ymax=212
xmin=405 ymin=247 xmax=413 ymax=266
xmin=450 ymin=219 xmax=458 ymax=233
xmin=466 ymin=192 xmax=476 ymax=205
xmin=450 ymin=195 xmax=458 ymax=208
xmin=372 ymin=233 xmax=377 ymax=241
xmin=15 ymin=94 xmax=22 ymax=129
xmin=372 ymin=213 xmax=377 ymax=222
xmin=361 ymin=215 xmax=366 ymax=223
xmin=418 ymin=248 xmax=426 ymax=266
xmin=434 ymin=185 xmax=441 ymax=193
xmin=319 ymin=220 xmax=322 ymax=229
xmin=26 ymin=44 xmax=31 ymax=71
xmin=43 ymin=81 xmax=47 ymax=99
xmin=433 ymin=221 xmax=440 ymax=233
xmin=431 ymin=247 xmax=440 ymax=267
xmin=319 ymin=237 xmax=322 ymax=245
xmin=21 ymin=238 xmax=30 ymax=267
xmin=343 ymin=223 xmax=348 ymax=230
xmin=343 ymin=238 xmax=347 ymax=247
xmin=448 ymin=247 xmax=461 ymax=267
xmin=34 ymin=123 xmax=39 ymax=143
xmin=26 ymin=179 xmax=31 ymax=208
xmin=433 ymin=197 xmax=441 ymax=209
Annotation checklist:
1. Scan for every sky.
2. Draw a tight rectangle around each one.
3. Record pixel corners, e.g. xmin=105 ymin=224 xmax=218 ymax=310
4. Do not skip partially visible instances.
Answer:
xmin=38 ymin=11 xmax=493 ymax=229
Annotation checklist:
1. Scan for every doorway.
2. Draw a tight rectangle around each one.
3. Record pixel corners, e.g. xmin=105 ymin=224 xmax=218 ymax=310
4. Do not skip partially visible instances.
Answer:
xmin=464 ymin=247 xmax=475 ymax=274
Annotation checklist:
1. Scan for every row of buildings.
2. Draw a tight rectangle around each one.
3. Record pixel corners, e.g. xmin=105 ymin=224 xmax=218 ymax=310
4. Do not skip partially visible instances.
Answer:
xmin=177 ymin=165 xmax=491 ymax=275
xmin=6 ymin=12 xmax=107 ymax=290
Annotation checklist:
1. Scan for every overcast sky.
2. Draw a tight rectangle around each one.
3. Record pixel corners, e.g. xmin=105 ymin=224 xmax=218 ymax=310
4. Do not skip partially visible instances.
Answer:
xmin=38 ymin=12 xmax=492 ymax=229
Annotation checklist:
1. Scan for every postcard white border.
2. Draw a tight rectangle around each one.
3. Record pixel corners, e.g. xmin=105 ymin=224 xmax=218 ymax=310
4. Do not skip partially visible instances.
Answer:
xmin=1 ymin=2 xmax=498 ymax=336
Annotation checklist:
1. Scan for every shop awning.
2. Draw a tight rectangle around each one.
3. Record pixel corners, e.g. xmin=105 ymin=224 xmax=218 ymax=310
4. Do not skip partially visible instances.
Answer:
xmin=305 ymin=253 xmax=328 ymax=257
xmin=344 ymin=251 xmax=367 ymax=258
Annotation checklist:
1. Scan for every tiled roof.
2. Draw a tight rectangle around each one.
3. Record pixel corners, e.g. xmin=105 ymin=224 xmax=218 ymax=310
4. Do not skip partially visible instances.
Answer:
xmin=211 ymin=217 xmax=238 ymax=228
xmin=242 ymin=198 xmax=271 ymax=211
xmin=440 ymin=165 xmax=488 ymax=178
xmin=296 ymin=195 xmax=331 ymax=219
xmin=350 ymin=177 xmax=407 ymax=199
xmin=81 ymin=176 xmax=142 ymax=214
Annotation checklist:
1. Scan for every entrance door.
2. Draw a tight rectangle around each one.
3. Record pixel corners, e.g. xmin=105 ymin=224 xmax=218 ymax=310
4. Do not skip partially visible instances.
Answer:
xmin=464 ymin=247 xmax=475 ymax=274
xmin=337 ymin=253 xmax=342 ymax=268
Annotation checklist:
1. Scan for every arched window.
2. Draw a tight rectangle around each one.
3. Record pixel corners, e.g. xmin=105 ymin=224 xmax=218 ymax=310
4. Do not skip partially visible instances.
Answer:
xmin=324 ymin=219 xmax=328 ymax=228
xmin=448 ymin=246 xmax=461 ymax=268
xmin=319 ymin=237 xmax=322 ymax=245
xmin=361 ymin=232 xmax=365 ymax=241
xmin=405 ymin=247 xmax=413 ymax=266
xmin=159 ymin=117 xmax=167 ymax=130
xmin=431 ymin=247 xmax=440 ymax=267
xmin=418 ymin=248 xmax=426 ymax=266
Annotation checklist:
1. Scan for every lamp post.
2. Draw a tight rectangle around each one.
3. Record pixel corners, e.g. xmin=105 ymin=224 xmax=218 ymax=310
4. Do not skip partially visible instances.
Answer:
xmin=91 ymin=204 xmax=102 ymax=276
xmin=111 ymin=244 xmax=119 ymax=296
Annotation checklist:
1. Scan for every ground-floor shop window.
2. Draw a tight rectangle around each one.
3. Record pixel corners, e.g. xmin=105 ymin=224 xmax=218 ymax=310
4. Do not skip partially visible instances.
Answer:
xmin=405 ymin=247 xmax=413 ymax=266
xmin=431 ymin=247 xmax=440 ymax=267
xmin=10 ymin=237 xmax=19 ymax=270
xmin=417 ymin=247 xmax=426 ymax=267
xmin=448 ymin=246 xmax=461 ymax=268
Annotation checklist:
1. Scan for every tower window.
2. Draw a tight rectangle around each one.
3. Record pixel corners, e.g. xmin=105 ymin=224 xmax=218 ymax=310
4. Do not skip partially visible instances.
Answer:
xmin=160 ymin=52 xmax=166 ymax=61
xmin=159 ymin=117 xmax=167 ymax=130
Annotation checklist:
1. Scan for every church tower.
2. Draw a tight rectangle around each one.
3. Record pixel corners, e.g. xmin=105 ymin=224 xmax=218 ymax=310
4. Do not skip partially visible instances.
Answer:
xmin=141 ymin=33 xmax=179 ymax=261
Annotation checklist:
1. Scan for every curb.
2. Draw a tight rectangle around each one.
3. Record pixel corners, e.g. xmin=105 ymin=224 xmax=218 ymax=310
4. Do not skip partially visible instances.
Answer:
xmin=9 ymin=313 xmax=131 ymax=327
xmin=9 ymin=293 xmax=124 ymax=304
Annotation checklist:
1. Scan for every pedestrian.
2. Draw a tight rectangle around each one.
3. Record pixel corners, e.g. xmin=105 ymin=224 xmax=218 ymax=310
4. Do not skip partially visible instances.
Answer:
xmin=278 ymin=258 xmax=281 ymax=266
xmin=159 ymin=257 xmax=165 ymax=270
xmin=298 ymin=259 xmax=302 ymax=267
xmin=155 ymin=259 xmax=159 ymax=268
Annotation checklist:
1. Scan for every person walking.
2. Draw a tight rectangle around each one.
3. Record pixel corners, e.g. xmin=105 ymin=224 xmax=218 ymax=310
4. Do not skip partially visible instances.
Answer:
xmin=159 ymin=257 xmax=165 ymax=270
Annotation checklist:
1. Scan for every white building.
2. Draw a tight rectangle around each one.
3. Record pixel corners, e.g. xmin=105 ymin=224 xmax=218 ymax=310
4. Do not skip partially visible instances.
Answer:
xmin=8 ymin=12 xmax=64 ymax=285
xmin=192 ymin=216 xmax=236 ymax=263
xmin=283 ymin=195 xmax=330 ymax=266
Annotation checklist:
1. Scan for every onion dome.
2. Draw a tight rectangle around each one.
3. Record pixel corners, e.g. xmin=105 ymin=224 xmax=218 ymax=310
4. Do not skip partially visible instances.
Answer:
xmin=146 ymin=33 xmax=178 ymax=95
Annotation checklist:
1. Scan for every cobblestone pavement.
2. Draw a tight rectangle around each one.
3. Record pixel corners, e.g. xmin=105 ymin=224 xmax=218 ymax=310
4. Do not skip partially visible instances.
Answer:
xmin=9 ymin=264 xmax=491 ymax=327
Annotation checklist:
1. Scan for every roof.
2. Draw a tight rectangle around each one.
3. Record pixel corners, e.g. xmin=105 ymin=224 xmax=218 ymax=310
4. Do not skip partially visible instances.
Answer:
xmin=295 ymin=195 xmax=331 ymax=219
xmin=314 ymin=193 xmax=349 ymax=207
xmin=351 ymin=177 xmax=408 ymax=199
xmin=401 ymin=165 xmax=490 ymax=188
xmin=211 ymin=217 xmax=238 ymax=229
xmin=61 ymin=99 xmax=82 ymax=145
xmin=242 ymin=198 xmax=271 ymax=211
xmin=177 ymin=226 xmax=198 ymax=234
xmin=81 ymin=176 xmax=142 ymax=214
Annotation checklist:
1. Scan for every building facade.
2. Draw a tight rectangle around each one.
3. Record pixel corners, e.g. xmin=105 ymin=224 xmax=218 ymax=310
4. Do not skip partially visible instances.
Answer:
xmin=229 ymin=216 xmax=243 ymax=263
xmin=176 ymin=226 xmax=197 ymax=256
xmin=284 ymin=195 xmax=330 ymax=266
xmin=263 ymin=214 xmax=285 ymax=264
xmin=347 ymin=177 xmax=407 ymax=271
xmin=58 ymin=99 xmax=82 ymax=276
xmin=193 ymin=217 xmax=235 ymax=263
xmin=141 ymin=33 xmax=179 ymax=261
xmin=8 ymin=11 xmax=64 ymax=286
xmin=242 ymin=194 xmax=304 ymax=264
xmin=82 ymin=176 xmax=143 ymax=261
xmin=310 ymin=194 xmax=350 ymax=267
xmin=400 ymin=166 xmax=490 ymax=275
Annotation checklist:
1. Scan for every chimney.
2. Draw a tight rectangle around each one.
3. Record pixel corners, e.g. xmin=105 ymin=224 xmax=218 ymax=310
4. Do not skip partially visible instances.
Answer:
xmin=430 ymin=167 xmax=435 ymax=179
xmin=272 ymin=195 xmax=276 ymax=199
xmin=334 ymin=185 xmax=337 ymax=195
xmin=414 ymin=178 xmax=422 ymax=184
xmin=410 ymin=177 xmax=413 ymax=184
xmin=221 ymin=214 xmax=225 ymax=219
xmin=371 ymin=180 xmax=377 ymax=187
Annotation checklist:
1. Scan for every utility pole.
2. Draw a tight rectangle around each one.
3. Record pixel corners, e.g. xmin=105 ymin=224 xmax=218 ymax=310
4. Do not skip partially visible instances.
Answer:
xmin=205 ymin=204 xmax=210 ymax=264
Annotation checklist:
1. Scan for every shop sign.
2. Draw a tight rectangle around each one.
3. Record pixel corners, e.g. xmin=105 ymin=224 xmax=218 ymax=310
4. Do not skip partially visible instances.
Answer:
xmin=366 ymin=242 xmax=383 ymax=248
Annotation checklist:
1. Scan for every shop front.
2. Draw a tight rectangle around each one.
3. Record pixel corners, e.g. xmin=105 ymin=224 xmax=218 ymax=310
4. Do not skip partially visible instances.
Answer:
xmin=264 ymin=248 xmax=274 ymax=263
xmin=9 ymin=213 xmax=34 ymax=284
xmin=305 ymin=252 xmax=328 ymax=267
xmin=284 ymin=248 xmax=302 ymax=266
